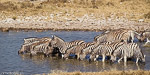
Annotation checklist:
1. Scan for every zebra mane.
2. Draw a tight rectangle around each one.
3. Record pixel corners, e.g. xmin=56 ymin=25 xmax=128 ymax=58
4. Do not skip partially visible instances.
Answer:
xmin=52 ymin=35 xmax=65 ymax=43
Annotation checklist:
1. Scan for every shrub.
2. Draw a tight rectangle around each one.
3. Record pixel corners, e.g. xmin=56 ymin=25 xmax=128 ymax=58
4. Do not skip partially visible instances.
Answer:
xmin=36 ymin=5 xmax=42 ymax=9
xmin=20 ymin=1 xmax=34 ymax=8
xmin=0 ymin=1 xmax=18 ymax=11
xmin=144 ymin=12 xmax=150 ymax=19
xmin=12 ymin=16 xmax=17 ymax=20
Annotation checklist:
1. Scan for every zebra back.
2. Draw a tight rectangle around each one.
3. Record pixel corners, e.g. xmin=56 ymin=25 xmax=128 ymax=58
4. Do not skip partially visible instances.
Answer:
xmin=31 ymin=41 xmax=50 ymax=54
xmin=24 ymin=37 xmax=39 ymax=45
xmin=65 ymin=42 xmax=94 ymax=54
xmin=94 ymin=29 xmax=137 ymax=43
xmin=81 ymin=42 xmax=99 ymax=55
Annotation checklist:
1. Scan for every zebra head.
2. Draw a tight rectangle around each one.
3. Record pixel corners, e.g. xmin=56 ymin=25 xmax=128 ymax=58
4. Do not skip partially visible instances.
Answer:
xmin=136 ymin=32 xmax=146 ymax=42
xmin=89 ymin=52 xmax=97 ymax=62
xmin=79 ymin=53 xmax=86 ymax=60
xmin=62 ymin=53 xmax=69 ymax=59
xmin=140 ymin=54 xmax=146 ymax=63
xmin=50 ymin=35 xmax=65 ymax=47
xmin=18 ymin=45 xmax=30 ymax=54
xmin=110 ymin=55 xmax=117 ymax=62
xmin=43 ymin=46 xmax=53 ymax=57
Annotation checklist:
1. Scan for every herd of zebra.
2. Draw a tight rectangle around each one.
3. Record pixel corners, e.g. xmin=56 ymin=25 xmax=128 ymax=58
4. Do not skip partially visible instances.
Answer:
xmin=18 ymin=29 xmax=149 ymax=64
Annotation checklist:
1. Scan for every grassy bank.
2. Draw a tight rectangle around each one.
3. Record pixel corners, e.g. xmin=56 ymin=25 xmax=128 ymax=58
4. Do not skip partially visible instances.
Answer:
xmin=35 ymin=70 xmax=150 ymax=75
xmin=0 ymin=0 xmax=150 ymax=22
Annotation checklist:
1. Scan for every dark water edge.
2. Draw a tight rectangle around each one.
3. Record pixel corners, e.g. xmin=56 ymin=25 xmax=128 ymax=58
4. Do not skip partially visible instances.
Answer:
xmin=0 ymin=30 xmax=150 ymax=75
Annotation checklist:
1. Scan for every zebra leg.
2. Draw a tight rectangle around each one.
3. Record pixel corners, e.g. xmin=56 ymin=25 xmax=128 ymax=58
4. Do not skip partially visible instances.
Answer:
xmin=62 ymin=54 xmax=64 ymax=58
xmin=102 ymin=54 xmax=105 ymax=62
xmin=118 ymin=57 xmax=123 ymax=63
xmin=77 ymin=53 xmax=80 ymax=60
xmin=124 ymin=56 xmax=127 ymax=63
xmin=96 ymin=55 xmax=99 ymax=58
xmin=136 ymin=58 xmax=139 ymax=63
xmin=131 ymin=30 xmax=135 ymax=43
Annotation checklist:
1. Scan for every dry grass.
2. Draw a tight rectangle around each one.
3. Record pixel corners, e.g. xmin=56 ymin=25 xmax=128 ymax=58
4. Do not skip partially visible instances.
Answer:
xmin=0 ymin=0 xmax=150 ymax=22
xmin=36 ymin=70 xmax=150 ymax=75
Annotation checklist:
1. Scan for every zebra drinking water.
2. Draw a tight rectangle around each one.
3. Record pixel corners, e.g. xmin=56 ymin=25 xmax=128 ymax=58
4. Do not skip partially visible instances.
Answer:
xmin=50 ymin=35 xmax=85 ymax=57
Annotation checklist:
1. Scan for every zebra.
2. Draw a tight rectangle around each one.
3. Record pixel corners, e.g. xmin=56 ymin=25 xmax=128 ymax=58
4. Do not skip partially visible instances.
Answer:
xmin=137 ymin=31 xmax=150 ymax=42
xmin=18 ymin=37 xmax=51 ymax=54
xmin=89 ymin=42 xmax=124 ymax=62
xmin=110 ymin=43 xmax=146 ymax=63
xmin=63 ymin=42 xmax=94 ymax=59
xmin=30 ymin=40 xmax=52 ymax=55
xmin=79 ymin=41 xmax=101 ymax=60
xmin=94 ymin=29 xmax=140 ymax=43
xmin=50 ymin=35 xmax=85 ymax=57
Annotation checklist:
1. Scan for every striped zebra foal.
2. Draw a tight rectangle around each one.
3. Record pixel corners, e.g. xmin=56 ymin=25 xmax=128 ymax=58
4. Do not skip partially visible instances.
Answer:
xmin=63 ymin=42 xmax=94 ymax=59
xmin=94 ymin=29 xmax=140 ymax=43
xmin=89 ymin=42 xmax=124 ymax=62
xmin=50 ymin=35 xmax=85 ymax=57
xmin=111 ymin=43 xmax=146 ymax=63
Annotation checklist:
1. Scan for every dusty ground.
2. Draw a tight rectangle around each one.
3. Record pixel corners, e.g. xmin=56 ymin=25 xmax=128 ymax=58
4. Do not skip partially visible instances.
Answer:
xmin=0 ymin=0 xmax=150 ymax=32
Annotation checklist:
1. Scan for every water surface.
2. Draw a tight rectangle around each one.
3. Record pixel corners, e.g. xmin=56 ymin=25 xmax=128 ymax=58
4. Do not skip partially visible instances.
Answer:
xmin=0 ymin=30 xmax=149 ymax=75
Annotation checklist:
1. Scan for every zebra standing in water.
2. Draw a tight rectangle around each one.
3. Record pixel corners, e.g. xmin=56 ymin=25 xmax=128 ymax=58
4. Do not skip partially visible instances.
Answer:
xmin=79 ymin=41 xmax=102 ymax=60
xmin=50 ymin=35 xmax=85 ymax=57
xmin=63 ymin=42 xmax=94 ymax=59
xmin=94 ymin=29 xmax=140 ymax=43
xmin=89 ymin=42 xmax=124 ymax=62
xmin=111 ymin=43 xmax=146 ymax=63
xmin=30 ymin=39 xmax=52 ymax=55
xmin=18 ymin=37 xmax=51 ymax=54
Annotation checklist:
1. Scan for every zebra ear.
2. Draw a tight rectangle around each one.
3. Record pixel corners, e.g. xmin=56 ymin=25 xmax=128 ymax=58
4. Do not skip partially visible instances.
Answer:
xmin=52 ymin=35 xmax=55 ymax=39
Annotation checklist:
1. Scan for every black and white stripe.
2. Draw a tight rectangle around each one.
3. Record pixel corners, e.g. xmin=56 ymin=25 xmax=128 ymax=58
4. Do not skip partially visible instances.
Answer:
xmin=30 ymin=40 xmax=52 ymax=55
xmin=18 ymin=37 xmax=51 ymax=54
xmin=50 ymin=35 xmax=85 ymax=55
xmin=89 ymin=42 xmax=124 ymax=62
xmin=111 ymin=43 xmax=146 ymax=63
xmin=94 ymin=29 xmax=139 ymax=43
xmin=63 ymin=42 xmax=94 ymax=59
